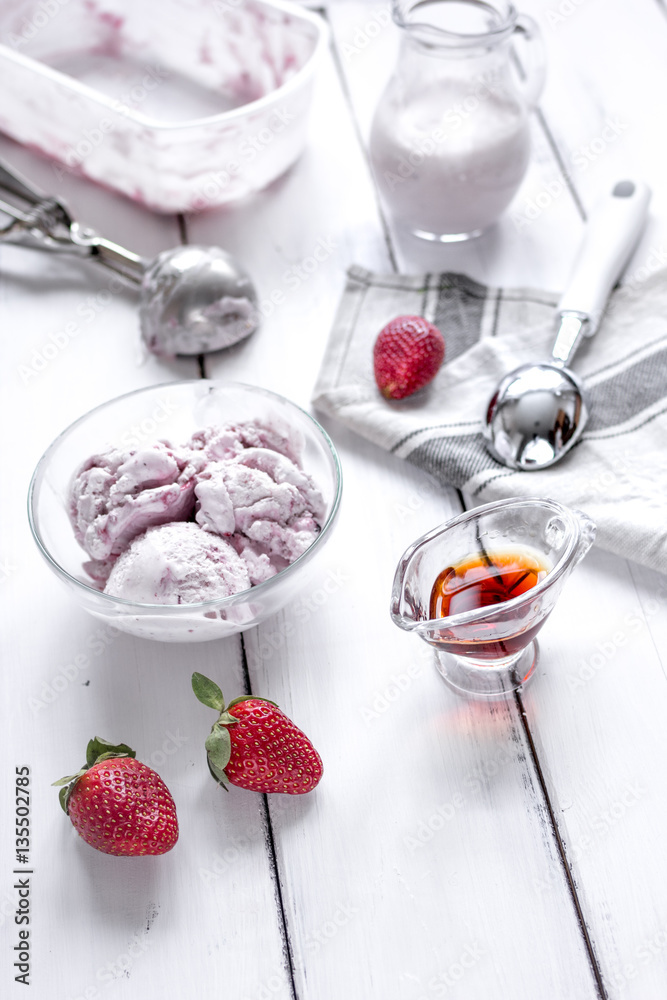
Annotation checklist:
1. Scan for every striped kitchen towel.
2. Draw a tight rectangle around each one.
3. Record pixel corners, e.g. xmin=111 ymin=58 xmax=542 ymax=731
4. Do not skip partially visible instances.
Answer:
xmin=312 ymin=265 xmax=667 ymax=575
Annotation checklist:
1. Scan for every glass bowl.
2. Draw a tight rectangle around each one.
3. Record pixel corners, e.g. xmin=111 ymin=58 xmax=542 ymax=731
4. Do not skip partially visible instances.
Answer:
xmin=28 ymin=381 xmax=342 ymax=642
xmin=0 ymin=0 xmax=327 ymax=212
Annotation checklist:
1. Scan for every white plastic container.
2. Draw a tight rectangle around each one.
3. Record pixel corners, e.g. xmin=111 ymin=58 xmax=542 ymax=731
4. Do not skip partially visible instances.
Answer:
xmin=0 ymin=0 xmax=327 ymax=212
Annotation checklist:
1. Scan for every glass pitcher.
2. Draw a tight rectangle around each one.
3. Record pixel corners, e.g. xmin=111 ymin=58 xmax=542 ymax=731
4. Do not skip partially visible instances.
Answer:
xmin=369 ymin=0 xmax=546 ymax=241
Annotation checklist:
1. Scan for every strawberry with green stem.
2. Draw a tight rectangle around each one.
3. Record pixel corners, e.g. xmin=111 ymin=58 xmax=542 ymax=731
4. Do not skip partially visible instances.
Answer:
xmin=192 ymin=672 xmax=323 ymax=794
xmin=54 ymin=737 xmax=178 ymax=857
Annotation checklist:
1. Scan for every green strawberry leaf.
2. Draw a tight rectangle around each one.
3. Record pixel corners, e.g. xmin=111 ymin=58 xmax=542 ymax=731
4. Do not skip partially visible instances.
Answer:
xmin=206 ymin=755 xmax=229 ymax=790
xmin=205 ymin=726 xmax=232 ymax=772
xmin=58 ymin=785 xmax=70 ymax=815
xmin=52 ymin=770 xmax=85 ymax=787
xmin=217 ymin=712 xmax=239 ymax=727
xmin=86 ymin=737 xmax=135 ymax=768
xmin=227 ymin=695 xmax=278 ymax=711
xmin=192 ymin=672 xmax=225 ymax=711
xmin=93 ymin=751 xmax=133 ymax=764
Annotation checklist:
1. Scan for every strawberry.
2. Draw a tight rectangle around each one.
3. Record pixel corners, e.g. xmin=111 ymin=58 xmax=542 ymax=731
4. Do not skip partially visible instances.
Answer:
xmin=191 ymin=672 xmax=323 ymax=794
xmin=373 ymin=314 xmax=445 ymax=400
xmin=53 ymin=738 xmax=178 ymax=857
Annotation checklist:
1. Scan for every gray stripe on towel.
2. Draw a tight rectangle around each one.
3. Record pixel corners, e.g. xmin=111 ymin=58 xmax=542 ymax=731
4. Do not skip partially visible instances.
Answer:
xmin=433 ymin=273 xmax=489 ymax=362
xmin=586 ymin=345 xmax=667 ymax=431
xmin=407 ymin=433 xmax=499 ymax=489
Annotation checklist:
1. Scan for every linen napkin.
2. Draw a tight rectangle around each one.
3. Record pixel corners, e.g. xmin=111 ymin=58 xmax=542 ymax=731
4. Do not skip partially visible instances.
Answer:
xmin=312 ymin=265 xmax=667 ymax=576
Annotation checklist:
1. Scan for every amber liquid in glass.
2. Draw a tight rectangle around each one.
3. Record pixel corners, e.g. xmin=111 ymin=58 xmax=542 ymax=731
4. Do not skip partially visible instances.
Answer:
xmin=429 ymin=549 xmax=550 ymax=660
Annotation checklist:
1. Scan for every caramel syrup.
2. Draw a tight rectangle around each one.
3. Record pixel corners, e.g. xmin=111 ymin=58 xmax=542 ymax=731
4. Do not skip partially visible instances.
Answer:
xmin=429 ymin=549 xmax=550 ymax=660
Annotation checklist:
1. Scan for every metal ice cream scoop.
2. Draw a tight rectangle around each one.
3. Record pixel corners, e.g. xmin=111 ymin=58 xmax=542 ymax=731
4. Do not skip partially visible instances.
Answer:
xmin=0 ymin=159 xmax=258 ymax=357
xmin=484 ymin=179 xmax=651 ymax=471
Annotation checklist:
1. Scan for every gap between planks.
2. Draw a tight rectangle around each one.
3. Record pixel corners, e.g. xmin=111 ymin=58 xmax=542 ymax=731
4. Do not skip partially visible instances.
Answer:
xmin=324 ymin=13 xmax=611 ymax=995
xmin=182 ymin=14 xmax=608 ymax=995
xmin=179 ymin=208 xmax=299 ymax=998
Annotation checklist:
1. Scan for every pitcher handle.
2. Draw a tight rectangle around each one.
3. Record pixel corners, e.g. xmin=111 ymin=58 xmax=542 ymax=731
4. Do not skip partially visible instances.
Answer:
xmin=513 ymin=14 xmax=546 ymax=110
xmin=572 ymin=509 xmax=597 ymax=566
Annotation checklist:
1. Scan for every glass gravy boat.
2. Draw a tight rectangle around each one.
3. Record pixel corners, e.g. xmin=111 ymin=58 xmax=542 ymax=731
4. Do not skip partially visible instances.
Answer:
xmin=391 ymin=497 xmax=596 ymax=698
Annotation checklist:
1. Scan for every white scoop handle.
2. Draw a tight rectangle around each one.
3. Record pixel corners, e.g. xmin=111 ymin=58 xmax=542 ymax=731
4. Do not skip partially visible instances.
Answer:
xmin=556 ymin=179 xmax=651 ymax=335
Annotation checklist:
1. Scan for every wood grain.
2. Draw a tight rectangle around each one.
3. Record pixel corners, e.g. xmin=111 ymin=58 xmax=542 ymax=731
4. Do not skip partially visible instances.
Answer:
xmin=1 ymin=2 xmax=667 ymax=998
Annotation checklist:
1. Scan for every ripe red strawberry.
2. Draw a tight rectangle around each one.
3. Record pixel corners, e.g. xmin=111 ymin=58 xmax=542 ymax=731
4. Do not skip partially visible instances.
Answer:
xmin=373 ymin=314 xmax=445 ymax=399
xmin=192 ymin=672 xmax=323 ymax=794
xmin=53 ymin=738 xmax=178 ymax=857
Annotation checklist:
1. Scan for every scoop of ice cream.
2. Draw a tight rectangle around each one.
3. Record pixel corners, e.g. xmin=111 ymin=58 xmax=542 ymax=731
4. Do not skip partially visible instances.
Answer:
xmin=139 ymin=246 xmax=259 ymax=358
xmin=235 ymin=448 xmax=326 ymax=523
xmin=188 ymin=420 xmax=303 ymax=466
xmin=69 ymin=442 xmax=201 ymax=564
xmin=198 ymin=458 xmax=321 ymax=563
xmin=229 ymin=535 xmax=281 ymax=585
xmin=104 ymin=522 xmax=251 ymax=604
xmin=193 ymin=463 xmax=235 ymax=536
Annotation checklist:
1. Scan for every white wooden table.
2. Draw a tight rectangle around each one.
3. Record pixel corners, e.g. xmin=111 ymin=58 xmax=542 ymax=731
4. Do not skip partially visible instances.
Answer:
xmin=2 ymin=2 xmax=667 ymax=997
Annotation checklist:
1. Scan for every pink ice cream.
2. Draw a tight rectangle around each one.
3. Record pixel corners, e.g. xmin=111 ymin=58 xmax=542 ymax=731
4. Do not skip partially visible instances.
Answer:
xmin=104 ymin=522 xmax=251 ymax=604
xmin=194 ymin=448 xmax=325 ymax=564
xmin=68 ymin=419 xmax=326 ymax=604
xmin=69 ymin=442 xmax=202 ymax=582
xmin=188 ymin=420 xmax=303 ymax=465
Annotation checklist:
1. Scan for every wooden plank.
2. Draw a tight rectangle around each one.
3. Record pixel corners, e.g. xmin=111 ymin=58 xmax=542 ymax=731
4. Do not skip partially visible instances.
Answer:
xmin=0 ymin=142 xmax=293 ymax=997
xmin=245 ymin=430 xmax=602 ymax=999
xmin=494 ymin=2 xmax=667 ymax=997
xmin=191 ymin=9 xmax=606 ymax=998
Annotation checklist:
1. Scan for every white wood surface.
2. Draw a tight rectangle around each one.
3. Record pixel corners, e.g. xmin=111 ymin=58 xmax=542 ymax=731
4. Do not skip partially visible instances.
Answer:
xmin=1 ymin=2 xmax=666 ymax=998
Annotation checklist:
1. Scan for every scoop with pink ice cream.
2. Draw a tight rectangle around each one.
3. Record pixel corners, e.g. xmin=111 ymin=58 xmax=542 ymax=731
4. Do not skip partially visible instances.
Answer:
xmin=68 ymin=420 xmax=326 ymax=603
xmin=104 ymin=522 xmax=251 ymax=604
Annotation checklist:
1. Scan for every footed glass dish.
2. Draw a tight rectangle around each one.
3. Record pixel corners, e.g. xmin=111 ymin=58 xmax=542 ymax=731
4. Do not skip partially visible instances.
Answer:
xmin=391 ymin=497 xmax=595 ymax=699
xmin=0 ymin=0 xmax=327 ymax=211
